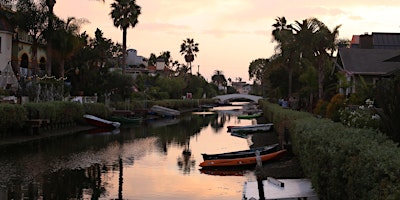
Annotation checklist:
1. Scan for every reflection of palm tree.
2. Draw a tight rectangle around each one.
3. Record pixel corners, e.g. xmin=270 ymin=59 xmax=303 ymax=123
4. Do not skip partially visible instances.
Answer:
xmin=118 ymin=157 xmax=123 ymax=200
xmin=177 ymin=136 xmax=195 ymax=174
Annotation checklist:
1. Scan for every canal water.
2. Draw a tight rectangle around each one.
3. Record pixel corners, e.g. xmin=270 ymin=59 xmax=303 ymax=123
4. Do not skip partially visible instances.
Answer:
xmin=0 ymin=102 xmax=269 ymax=200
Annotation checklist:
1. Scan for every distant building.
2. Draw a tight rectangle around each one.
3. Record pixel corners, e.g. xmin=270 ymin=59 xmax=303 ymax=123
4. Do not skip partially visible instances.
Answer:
xmin=126 ymin=49 xmax=147 ymax=67
xmin=231 ymin=81 xmax=251 ymax=94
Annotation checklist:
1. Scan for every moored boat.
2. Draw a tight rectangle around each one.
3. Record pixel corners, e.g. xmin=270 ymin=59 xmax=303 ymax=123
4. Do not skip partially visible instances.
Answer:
xmin=199 ymin=149 xmax=287 ymax=167
xmin=229 ymin=123 xmax=273 ymax=133
xmin=150 ymin=105 xmax=180 ymax=117
xmin=83 ymin=114 xmax=121 ymax=128
xmin=237 ymin=112 xmax=263 ymax=119
xmin=108 ymin=115 xmax=143 ymax=124
xmin=201 ymin=143 xmax=279 ymax=160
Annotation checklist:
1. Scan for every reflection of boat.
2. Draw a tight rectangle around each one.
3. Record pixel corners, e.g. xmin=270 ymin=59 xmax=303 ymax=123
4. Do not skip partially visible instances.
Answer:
xmin=83 ymin=114 xmax=121 ymax=128
xmin=199 ymin=149 xmax=287 ymax=167
xmin=86 ymin=128 xmax=120 ymax=135
xmin=150 ymin=105 xmax=180 ymax=117
xmin=229 ymin=123 xmax=273 ymax=133
xmin=146 ymin=117 xmax=179 ymax=128
xmin=230 ymin=132 xmax=249 ymax=139
xmin=199 ymin=168 xmax=246 ymax=176
xmin=201 ymin=143 xmax=279 ymax=160
xmin=237 ymin=112 xmax=262 ymax=119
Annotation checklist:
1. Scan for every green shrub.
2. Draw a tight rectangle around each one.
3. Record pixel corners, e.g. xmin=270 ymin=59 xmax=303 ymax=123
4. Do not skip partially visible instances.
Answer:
xmin=260 ymin=100 xmax=400 ymax=200
xmin=0 ymin=104 xmax=27 ymax=136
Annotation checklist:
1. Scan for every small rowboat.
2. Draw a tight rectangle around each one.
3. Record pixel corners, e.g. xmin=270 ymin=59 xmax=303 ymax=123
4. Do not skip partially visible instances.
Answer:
xmin=237 ymin=112 xmax=262 ymax=119
xmin=83 ymin=114 xmax=120 ymax=129
xmin=108 ymin=115 xmax=143 ymax=124
xmin=228 ymin=123 xmax=273 ymax=133
xmin=201 ymin=143 xmax=279 ymax=160
xmin=199 ymin=149 xmax=287 ymax=167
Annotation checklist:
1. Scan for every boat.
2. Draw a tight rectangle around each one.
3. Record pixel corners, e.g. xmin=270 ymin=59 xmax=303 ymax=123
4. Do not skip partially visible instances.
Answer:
xmin=150 ymin=105 xmax=180 ymax=117
xmin=201 ymin=143 xmax=279 ymax=160
xmin=199 ymin=149 xmax=287 ymax=167
xmin=237 ymin=112 xmax=263 ymax=119
xmin=83 ymin=114 xmax=121 ymax=128
xmin=229 ymin=123 xmax=273 ymax=133
xmin=108 ymin=115 xmax=143 ymax=124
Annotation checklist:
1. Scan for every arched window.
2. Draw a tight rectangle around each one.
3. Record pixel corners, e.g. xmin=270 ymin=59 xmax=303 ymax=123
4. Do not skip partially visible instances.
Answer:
xmin=39 ymin=57 xmax=46 ymax=71
xmin=20 ymin=53 xmax=29 ymax=68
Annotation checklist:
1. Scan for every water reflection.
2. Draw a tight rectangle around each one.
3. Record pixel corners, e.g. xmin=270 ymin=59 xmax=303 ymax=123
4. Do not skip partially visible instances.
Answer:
xmin=0 ymin=102 xmax=260 ymax=199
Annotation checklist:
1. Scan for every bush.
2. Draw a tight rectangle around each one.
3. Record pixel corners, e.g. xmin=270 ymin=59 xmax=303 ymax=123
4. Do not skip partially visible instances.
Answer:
xmin=260 ymin=100 xmax=400 ymax=200
xmin=0 ymin=104 xmax=27 ymax=136
xmin=313 ymin=99 xmax=328 ymax=117
xmin=326 ymin=93 xmax=345 ymax=121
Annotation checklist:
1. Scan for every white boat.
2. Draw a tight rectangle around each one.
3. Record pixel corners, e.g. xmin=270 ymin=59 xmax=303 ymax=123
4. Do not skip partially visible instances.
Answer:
xmin=83 ymin=114 xmax=121 ymax=128
xmin=150 ymin=105 xmax=180 ymax=117
xmin=229 ymin=123 xmax=273 ymax=134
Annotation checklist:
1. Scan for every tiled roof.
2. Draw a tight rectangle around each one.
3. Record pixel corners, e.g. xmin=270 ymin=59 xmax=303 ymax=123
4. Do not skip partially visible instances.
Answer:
xmin=0 ymin=16 xmax=13 ymax=32
xmin=338 ymin=48 xmax=400 ymax=75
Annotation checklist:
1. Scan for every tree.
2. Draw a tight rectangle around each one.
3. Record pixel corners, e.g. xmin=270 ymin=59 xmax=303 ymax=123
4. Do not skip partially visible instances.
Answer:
xmin=110 ymin=0 xmax=141 ymax=74
xmin=249 ymin=58 xmax=268 ymax=84
xmin=180 ymin=38 xmax=199 ymax=74
xmin=51 ymin=17 xmax=85 ymax=77
xmin=15 ymin=0 xmax=47 ymax=75
xmin=45 ymin=0 xmax=56 ymax=76
xmin=271 ymin=16 xmax=298 ymax=98
xmin=211 ymin=70 xmax=227 ymax=87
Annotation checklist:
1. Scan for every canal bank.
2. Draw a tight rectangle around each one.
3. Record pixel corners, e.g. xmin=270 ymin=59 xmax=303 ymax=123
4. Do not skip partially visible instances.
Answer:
xmin=0 ymin=125 xmax=93 ymax=148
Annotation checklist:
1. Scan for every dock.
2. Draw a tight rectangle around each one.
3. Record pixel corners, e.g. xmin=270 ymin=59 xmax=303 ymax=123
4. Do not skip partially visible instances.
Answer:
xmin=242 ymin=178 xmax=318 ymax=200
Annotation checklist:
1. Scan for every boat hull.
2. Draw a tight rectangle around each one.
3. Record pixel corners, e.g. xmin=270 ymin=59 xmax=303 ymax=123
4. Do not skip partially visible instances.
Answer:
xmin=84 ymin=114 xmax=120 ymax=128
xmin=229 ymin=123 xmax=273 ymax=133
xmin=237 ymin=112 xmax=262 ymax=119
xmin=199 ymin=149 xmax=287 ymax=167
xmin=202 ymin=143 xmax=279 ymax=160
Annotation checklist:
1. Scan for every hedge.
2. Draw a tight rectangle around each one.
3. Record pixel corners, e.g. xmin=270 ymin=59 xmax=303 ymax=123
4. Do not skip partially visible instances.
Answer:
xmin=259 ymin=100 xmax=400 ymax=200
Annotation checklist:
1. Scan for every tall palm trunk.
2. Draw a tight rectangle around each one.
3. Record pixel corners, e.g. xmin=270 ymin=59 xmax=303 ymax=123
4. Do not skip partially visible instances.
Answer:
xmin=46 ymin=0 xmax=56 ymax=76
xmin=122 ymin=27 xmax=127 ymax=75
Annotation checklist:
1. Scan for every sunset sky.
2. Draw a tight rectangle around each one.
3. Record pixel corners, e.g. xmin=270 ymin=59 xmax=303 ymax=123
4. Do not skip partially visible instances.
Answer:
xmin=54 ymin=0 xmax=400 ymax=83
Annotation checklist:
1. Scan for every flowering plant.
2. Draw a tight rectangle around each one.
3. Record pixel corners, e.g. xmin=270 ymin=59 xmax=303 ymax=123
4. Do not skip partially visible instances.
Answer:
xmin=339 ymin=99 xmax=381 ymax=129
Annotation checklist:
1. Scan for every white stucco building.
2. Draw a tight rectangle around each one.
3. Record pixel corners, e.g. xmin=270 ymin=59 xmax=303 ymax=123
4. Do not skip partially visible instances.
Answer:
xmin=126 ymin=49 xmax=147 ymax=67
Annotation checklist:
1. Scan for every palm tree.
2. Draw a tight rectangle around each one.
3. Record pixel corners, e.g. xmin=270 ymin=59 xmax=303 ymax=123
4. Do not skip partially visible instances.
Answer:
xmin=110 ymin=0 xmax=141 ymax=74
xmin=45 ymin=0 xmax=56 ymax=76
xmin=211 ymin=70 xmax=227 ymax=87
xmin=180 ymin=38 xmax=199 ymax=74
xmin=293 ymin=18 xmax=341 ymax=99
xmin=271 ymin=16 xmax=298 ymax=98
xmin=52 ymin=17 xmax=84 ymax=77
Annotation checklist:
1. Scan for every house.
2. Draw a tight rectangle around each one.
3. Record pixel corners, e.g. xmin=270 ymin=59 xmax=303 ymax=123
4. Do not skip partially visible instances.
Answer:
xmin=335 ymin=32 xmax=400 ymax=95
xmin=0 ymin=5 xmax=47 ymax=92
xmin=126 ymin=49 xmax=147 ymax=67
xmin=0 ymin=6 xmax=16 ymax=90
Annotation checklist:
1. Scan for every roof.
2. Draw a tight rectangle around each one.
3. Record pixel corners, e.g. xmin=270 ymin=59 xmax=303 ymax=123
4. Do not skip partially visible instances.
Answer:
xmin=0 ymin=15 xmax=13 ymax=32
xmin=337 ymin=48 xmax=400 ymax=75
xmin=372 ymin=32 xmax=400 ymax=49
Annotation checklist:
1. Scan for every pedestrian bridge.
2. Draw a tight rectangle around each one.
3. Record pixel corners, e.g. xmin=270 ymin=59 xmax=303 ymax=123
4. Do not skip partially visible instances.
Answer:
xmin=213 ymin=94 xmax=263 ymax=102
